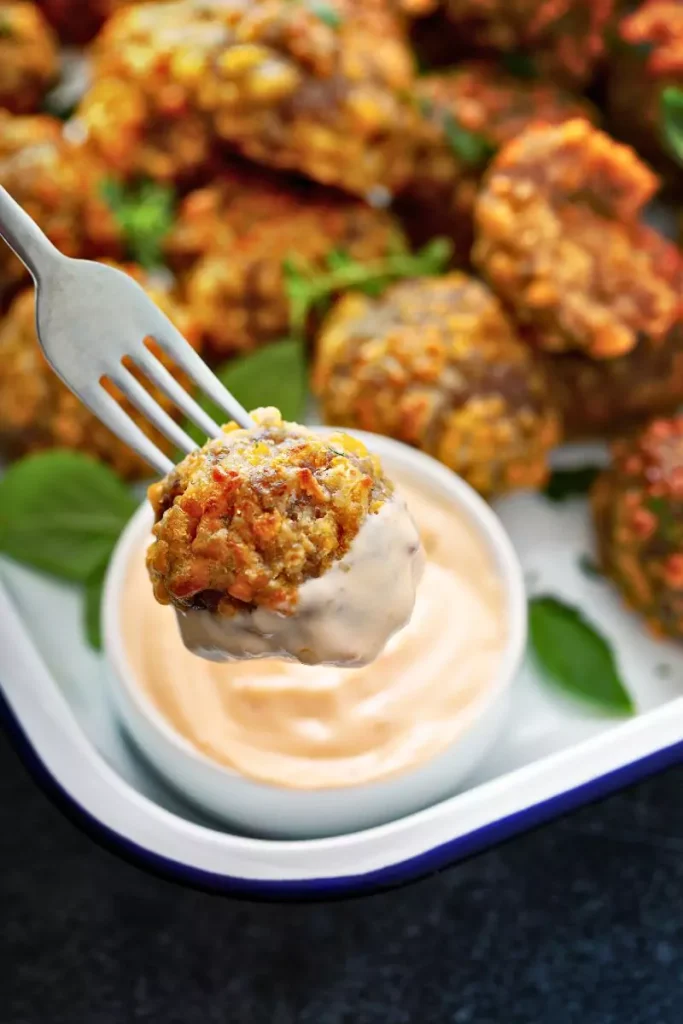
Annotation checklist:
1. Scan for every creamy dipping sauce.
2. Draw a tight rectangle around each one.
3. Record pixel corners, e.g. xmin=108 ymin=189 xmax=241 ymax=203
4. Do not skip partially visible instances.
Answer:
xmin=177 ymin=494 xmax=424 ymax=668
xmin=122 ymin=477 xmax=506 ymax=790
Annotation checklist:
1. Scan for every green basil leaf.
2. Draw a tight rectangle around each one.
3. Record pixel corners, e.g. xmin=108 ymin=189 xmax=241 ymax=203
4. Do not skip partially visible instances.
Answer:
xmin=84 ymin=562 xmax=108 ymax=651
xmin=100 ymin=178 xmax=176 ymax=269
xmin=529 ymin=595 xmax=634 ymax=714
xmin=311 ymin=2 xmax=342 ymax=28
xmin=0 ymin=451 xmax=136 ymax=582
xmin=185 ymin=339 xmax=307 ymax=443
xmin=662 ymin=86 xmax=683 ymax=166
xmin=443 ymin=114 xmax=496 ymax=167
xmin=544 ymin=465 xmax=602 ymax=502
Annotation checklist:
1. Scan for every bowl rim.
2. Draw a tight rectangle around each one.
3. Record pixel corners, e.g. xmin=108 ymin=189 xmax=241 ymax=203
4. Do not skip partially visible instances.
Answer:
xmin=103 ymin=429 xmax=527 ymax=806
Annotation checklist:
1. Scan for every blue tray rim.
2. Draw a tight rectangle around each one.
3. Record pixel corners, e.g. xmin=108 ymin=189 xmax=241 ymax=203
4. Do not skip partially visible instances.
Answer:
xmin=2 ymin=685 xmax=681 ymax=902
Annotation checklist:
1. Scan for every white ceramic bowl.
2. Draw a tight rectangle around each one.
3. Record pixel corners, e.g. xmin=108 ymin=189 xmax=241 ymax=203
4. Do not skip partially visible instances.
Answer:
xmin=104 ymin=430 xmax=527 ymax=839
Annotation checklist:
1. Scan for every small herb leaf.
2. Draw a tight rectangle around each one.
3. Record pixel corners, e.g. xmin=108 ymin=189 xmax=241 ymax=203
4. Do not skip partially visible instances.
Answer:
xmin=282 ymin=238 xmax=452 ymax=339
xmin=661 ymin=86 xmax=683 ymax=166
xmin=185 ymin=339 xmax=307 ymax=443
xmin=84 ymin=562 xmax=108 ymax=650
xmin=325 ymin=248 xmax=354 ymax=272
xmin=0 ymin=451 xmax=136 ymax=582
xmin=443 ymin=114 xmax=496 ymax=167
xmin=100 ymin=178 xmax=176 ymax=269
xmin=529 ymin=595 xmax=634 ymax=715
xmin=544 ymin=465 xmax=602 ymax=502
xmin=311 ymin=2 xmax=342 ymax=28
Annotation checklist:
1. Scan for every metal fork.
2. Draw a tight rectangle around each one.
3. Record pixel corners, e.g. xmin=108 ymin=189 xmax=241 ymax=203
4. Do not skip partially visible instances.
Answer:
xmin=0 ymin=186 xmax=253 ymax=476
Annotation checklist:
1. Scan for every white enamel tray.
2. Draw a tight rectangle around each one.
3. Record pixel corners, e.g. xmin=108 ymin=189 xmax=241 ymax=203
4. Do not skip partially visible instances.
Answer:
xmin=1 ymin=441 xmax=682 ymax=900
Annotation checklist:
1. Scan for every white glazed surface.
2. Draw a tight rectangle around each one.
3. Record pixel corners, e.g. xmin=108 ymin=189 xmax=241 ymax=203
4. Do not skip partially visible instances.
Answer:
xmin=1 ymin=440 xmax=683 ymax=888
xmin=104 ymin=432 xmax=526 ymax=838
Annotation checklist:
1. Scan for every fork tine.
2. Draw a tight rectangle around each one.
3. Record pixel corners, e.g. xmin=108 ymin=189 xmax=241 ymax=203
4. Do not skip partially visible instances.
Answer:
xmin=132 ymin=346 xmax=223 ymax=441
xmin=89 ymin=387 xmax=174 ymax=477
xmin=149 ymin=319 xmax=253 ymax=428
xmin=109 ymin=365 xmax=198 ymax=457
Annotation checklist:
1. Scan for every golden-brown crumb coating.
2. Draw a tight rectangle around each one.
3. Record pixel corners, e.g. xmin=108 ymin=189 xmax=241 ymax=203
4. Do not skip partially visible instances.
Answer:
xmin=313 ymin=273 xmax=560 ymax=497
xmin=474 ymin=120 xmax=681 ymax=360
xmin=78 ymin=0 xmax=419 ymax=195
xmin=441 ymin=0 xmax=615 ymax=86
xmin=0 ymin=264 xmax=202 ymax=480
xmin=0 ymin=2 xmax=58 ymax=113
xmin=397 ymin=62 xmax=596 ymax=261
xmin=543 ymin=326 xmax=683 ymax=439
xmin=593 ymin=416 xmax=683 ymax=638
xmin=608 ymin=1 xmax=683 ymax=178
xmin=166 ymin=162 xmax=406 ymax=357
xmin=0 ymin=112 xmax=122 ymax=303
xmin=146 ymin=408 xmax=391 ymax=616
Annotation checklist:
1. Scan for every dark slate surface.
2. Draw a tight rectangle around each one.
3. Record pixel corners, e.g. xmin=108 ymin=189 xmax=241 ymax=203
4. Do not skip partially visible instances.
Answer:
xmin=2 ymin=730 xmax=683 ymax=1024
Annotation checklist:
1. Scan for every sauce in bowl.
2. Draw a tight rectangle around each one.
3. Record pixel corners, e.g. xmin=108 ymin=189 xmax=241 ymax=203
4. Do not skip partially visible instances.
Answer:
xmin=122 ymin=475 xmax=506 ymax=790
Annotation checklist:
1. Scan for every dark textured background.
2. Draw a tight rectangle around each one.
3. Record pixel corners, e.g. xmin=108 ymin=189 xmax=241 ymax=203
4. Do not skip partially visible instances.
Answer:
xmin=2 ymin=730 xmax=683 ymax=1024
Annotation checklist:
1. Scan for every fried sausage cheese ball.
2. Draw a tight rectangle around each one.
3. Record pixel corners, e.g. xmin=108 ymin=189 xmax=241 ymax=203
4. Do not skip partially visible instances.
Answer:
xmin=79 ymin=0 xmax=419 ymax=195
xmin=608 ymin=1 xmax=683 ymax=180
xmin=147 ymin=409 xmax=422 ymax=665
xmin=0 ymin=112 xmax=121 ymax=302
xmin=592 ymin=417 xmax=683 ymax=639
xmin=397 ymin=62 xmax=596 ymax=261
xmin=542 ymin=236 xmax=683 ymax=437
xmin=439 ymin=0 xmax=615 ymax=86
xmin=0 ymin=265 xmax=202 ymax=480
xmin=474 ymin=120 xmax=681 ymax=360
xmin=0 ymin=2 xmax=58 ymax=113
xmin=166 ymin=162 xmax=407 ymax=358
xmin=543 ymin=326 xmax=683 ymax=439
xmin=313 ymin=273 xmax=560 ymax=497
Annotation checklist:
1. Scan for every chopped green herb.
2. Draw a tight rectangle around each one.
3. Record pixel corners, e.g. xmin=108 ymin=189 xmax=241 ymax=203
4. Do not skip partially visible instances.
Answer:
xmin=0 ymin=17 xmax=13 ymax=38
xmin=184 ymin=338 xmax=307 ymax=444
xmin=661 ymin=86 xmax=683 ymax=167
xmin=100 ymin=178 xmax=176 ymax=269
xmin=646 ymin=496 xmax=683 ymax=545
xmin=578 ymin=554 xmax=602 ymax=580
xmin=311 ymin=2 xmax=342 ymax=28
xmin=283 ymin=237 xmax=452 ymax=339
xmin=529 ymin=595 xmax=634 ymax=715
xmin=443 ymin=114 xmax=496 ymax=167
xmin=324 ymin=248 xmax=354 ymax=272
xmin=544 ymin=465 xmax=602 ymax=502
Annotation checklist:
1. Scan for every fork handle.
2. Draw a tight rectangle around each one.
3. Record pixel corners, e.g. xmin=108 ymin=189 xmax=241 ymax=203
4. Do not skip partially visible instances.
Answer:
xmin=0 ymin=185 xmax=60 ymax=281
